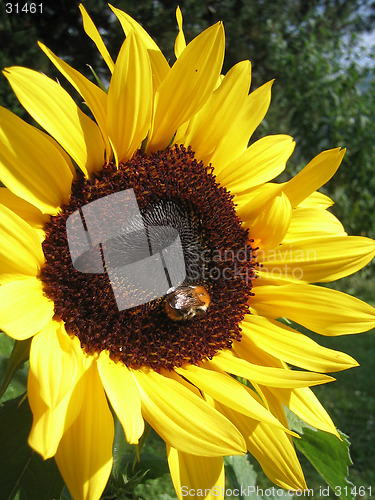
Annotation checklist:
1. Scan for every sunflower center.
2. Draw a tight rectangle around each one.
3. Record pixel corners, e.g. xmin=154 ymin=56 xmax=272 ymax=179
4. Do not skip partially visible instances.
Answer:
xmin=41 ymin=145 xmax=256 ymax=370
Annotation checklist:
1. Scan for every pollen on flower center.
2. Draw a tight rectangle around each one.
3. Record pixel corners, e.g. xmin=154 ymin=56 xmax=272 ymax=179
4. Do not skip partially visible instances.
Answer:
xmin=40 ymin=145 xmax=256 ymax=370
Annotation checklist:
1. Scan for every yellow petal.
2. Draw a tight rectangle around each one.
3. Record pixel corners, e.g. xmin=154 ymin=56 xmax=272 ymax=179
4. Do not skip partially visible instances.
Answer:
xmin=250 ymin=283 xmax=375 ymax=335
xmin=79 ymin=4 xmax=114 ymax=73
xmin=297 ymin=191 xmax=334 ymax=209
xmin=174 ymin=120 xmax=190 ymax=145
xmin=181 ymin=60 xmax=252 ymax=163
xmin=0 ymin=187 xmax=48 ymax=228
xmin=107 ymin=31 xmax=152 ymax=165
xmin=210 ymin=80 xmax=273 ymax=172
xmin=215 ymin=400 xmax=307 ymax=490
xmin=29 ymin=321 xmax=78 ymax=408
xmin=273 ymin=386 xmax=339 ymax=437
xmin=27 ymin=327 xmax=84 ymax=459
xmin=4 ymin=67 xmax=105 ymax=176
xmin=209 ymin=348 xmax=334 ymax=388
xmin=109 ymin=4 xmax=169 ymax=92
xmin=282 ymin=148 xmax=345 ymax=208
xmin=234 ymin=334 xmax=286 ymax=369
xmin=0 ymin=106 xmax=73 ymax=214
xmin=251 ymin=386 xmax=308 ymax=491
xmin=133 ymin=368 xmax=246 ymax=457
xmin=38 ymin=42 xmax=112 ymax=161
xmin=55 ymin=360 xmax=114 ymax=500
xmin=246 ymin=422 xmax=307 ymax=491
xmin=242 ymin=315 xmax=358 ymax=373
xmin=283 ymin=207 xmax=346 ymax=243
xmin=248 ymin=192 xmax=292 ymax=251
xmin=219 ymin=135 xmax=295 ymax=192
xmin=0 ymin=277 xmax=54 ymax=340
xmin=174 ymin=7 xmax=187 ymax=59
xmin=40 ymin=129 xmax=76 ymax=177
xmin=167 ymin=445 xmax=224 ymax=500
xmin=97 ymin=351 xmax=144 ymax=444
xmin=239 ymin=161 xmax=338 ymax=220
xmin=235 ymin=182 xmax=282 ymax=220
xmin=28 ymin=367 xmax=71 ymax=459
xmin=146 ymin=22 xmax=225 ymax=154
xmin=0 ymin=204 xmax=45 ymax=280
xmin=257 ymin=236 xmax=375 ymax=284
xmin=1 ymin=198 xmax=43 ymax=246
xmin=176 ymin=364 xmax=300 ymax=431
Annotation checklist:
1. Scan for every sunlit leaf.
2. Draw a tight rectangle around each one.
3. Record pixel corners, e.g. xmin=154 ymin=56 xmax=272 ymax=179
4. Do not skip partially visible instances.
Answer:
xmin=288 ymin=411 xmax=354 ymax=500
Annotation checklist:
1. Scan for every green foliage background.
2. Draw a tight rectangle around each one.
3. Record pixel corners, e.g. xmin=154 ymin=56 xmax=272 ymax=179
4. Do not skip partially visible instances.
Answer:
xmin=1 ymin=0 xmax=375 ymax=498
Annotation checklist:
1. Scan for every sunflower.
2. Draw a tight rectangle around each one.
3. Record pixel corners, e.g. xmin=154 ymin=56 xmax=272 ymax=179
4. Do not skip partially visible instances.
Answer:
xmin=1 ymin=4 xmax=375 ymax=500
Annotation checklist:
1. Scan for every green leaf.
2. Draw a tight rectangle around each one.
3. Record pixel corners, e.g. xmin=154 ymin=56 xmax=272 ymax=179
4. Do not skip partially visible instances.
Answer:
xmin=127 ymin=453 xmax=169 ymax=481
xmin=60 ymin=486 xmax=74 ymax=500
xmin=0 ymin=395 xmax=64 ymax=500
xmin=292 ymin=426 xmax=354 ymax=500
xmin=152 ymin=495 xmax=175 ymax=500
xmin=285 ymin=407 xmax=316 ymax=434
xmin=0 ymin=338 xmax=31 ymax=400
xmin=224 ymin=454 xmax=259 ymax=499
xmin=287 ymin=409 xmax=354 ymax=499
xmin=105 ymin=417 xmax=169 ymax=498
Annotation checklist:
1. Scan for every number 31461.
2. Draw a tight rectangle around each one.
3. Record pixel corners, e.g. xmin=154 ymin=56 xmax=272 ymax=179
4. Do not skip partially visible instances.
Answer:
xmin=5 ymin=3 xmax=43 ymax=14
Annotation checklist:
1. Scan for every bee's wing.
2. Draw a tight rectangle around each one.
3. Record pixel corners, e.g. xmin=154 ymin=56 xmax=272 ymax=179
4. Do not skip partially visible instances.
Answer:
xmin=174 ymin=289 xmax=204 ymax=309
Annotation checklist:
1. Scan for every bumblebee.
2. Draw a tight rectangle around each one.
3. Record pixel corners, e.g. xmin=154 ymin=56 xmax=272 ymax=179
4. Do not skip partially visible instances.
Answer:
xmin=165 ymin=285 xmax=211 ymax=321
